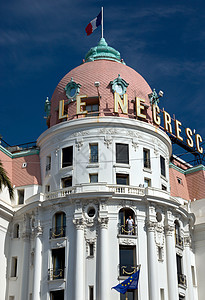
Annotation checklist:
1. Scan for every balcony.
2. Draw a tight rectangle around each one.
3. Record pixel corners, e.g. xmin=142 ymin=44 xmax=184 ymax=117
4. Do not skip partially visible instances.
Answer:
xmin=119 ymin=264 xmax=138 ymax=277
xmin=175 ymin=234 xmax=184 ymax=249
xmin=50 ymin=226 xmax=66 ymax=239
xmin=178 ymin=273 xmax=187 ymax=288
xmin=119 ymin=224 xmax=137 ymax=236
xmin=48 ymin=268 xmax=65 ymax=280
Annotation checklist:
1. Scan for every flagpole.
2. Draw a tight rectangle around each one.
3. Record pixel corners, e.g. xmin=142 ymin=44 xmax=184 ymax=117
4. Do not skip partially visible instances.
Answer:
xmin=101 ymin=7 xmax=103 ymax=38
xmin=125 ymin=291 xmax=128 ymax=300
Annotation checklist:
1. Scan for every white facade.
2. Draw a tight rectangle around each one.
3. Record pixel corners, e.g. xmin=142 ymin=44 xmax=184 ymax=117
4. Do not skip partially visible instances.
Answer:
xmin=0 ymin=39 xmax=204 ymax=300
xmin=0 ymin=116 xmax=201 ymax=300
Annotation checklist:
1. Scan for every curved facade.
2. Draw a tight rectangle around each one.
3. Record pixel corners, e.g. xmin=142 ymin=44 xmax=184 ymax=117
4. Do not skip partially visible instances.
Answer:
xmin=0 ymin=38 xmax=204 ymax=300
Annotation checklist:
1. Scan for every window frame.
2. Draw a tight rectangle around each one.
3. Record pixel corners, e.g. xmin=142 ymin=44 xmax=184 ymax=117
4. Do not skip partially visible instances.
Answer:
xmin=89 ymin=144 xmax=98 ymax=163
xmin=62 ymin=146 xmax=73 ymax=168
xmin=143 ymin=148 xmax=151 ymax=169
xmin=116 ymin=173 xmax=129 ymax=185
xmin=116 ymin=143 xmax=129 ymax=164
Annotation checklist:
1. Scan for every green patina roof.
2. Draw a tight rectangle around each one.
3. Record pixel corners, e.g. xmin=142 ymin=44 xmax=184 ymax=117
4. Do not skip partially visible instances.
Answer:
xmin=85 ymin=38 xmax=125 ymax=64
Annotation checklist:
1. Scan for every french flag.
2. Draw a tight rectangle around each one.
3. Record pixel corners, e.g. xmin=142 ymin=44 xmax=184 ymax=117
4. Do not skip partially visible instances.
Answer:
xmin=85 ymin=11 xmax=102 ymax=36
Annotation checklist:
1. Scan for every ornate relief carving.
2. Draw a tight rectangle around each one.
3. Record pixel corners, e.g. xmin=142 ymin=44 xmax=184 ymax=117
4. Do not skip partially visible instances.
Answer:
xmin=98 ymin=217 xmax=109 ymax=229
xmin=75 ymin=139 xmax=83 ymax=151
xmin=104 ymin=136 xmax=112 ymax=149
xmin=155 ymin=225 xmax=164 ymax=247
xmin=165 ymin=225 xmax=175 ymax=236
xmin=146 ymin=221 xmax=156 ymax=232
xmin=120 ymin=239 xmax=135 ymax=245
xmin=132 ymin=138 xmax=139 ymax=151
xmin=73 ymin=218 xmax=85 ymax=230
xmin=70 ymin=131 xmax=89 ymax=138
xmin=100 ymin=128 xmax=119 ymax=135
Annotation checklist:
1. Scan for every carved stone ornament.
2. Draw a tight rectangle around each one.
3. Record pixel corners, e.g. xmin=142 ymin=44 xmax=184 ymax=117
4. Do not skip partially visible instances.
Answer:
xmin=165 ymin=225 xmax=175 ymax=236
xmin=98 ymin=217 xmax=109 ymax=229
xmin=184 ymin=235 xmax=191 ymax=247
xmin=35 ymin=225 xmax=43 ymax=236
xmin=70 ymin=131 xmax=89 ymax=138
xmin=146 ymin=221 xmax=156 ymax=232
xmin=155 ymin=226 xmax=164 ymax=247
xmin=132 ymin=138 xmax=139 ymax=151
xmin=75 ymin=139 xmax=83 ymax=151
xmin=73 ymin=218 xmax=85 ymax=230
xmin=104 ymin=136 xmax=112 ymax=149
xmin=120 ymin=239 xmax=135 ymax=246
xmin=100 ymin=128 xmax=119 ymax=135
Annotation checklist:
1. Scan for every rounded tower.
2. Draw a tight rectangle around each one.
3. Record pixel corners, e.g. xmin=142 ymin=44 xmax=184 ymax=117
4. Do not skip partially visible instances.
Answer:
xmin=5 ymin=39 xmax=196 ymax=300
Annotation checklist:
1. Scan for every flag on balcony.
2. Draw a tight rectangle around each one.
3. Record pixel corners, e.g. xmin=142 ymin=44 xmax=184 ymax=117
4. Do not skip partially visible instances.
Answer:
xmin=112 ymin=269 xmax=140 ymax=294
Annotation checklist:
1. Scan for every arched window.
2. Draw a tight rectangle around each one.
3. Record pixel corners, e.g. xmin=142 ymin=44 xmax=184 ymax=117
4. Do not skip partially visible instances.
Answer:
xmin=13 ymin=224 xmax=19 ymax=238
xmin=50 ymin=212 xmax=66 ymax=239
xmin=119 ymin=208 xmax=135 ymax=235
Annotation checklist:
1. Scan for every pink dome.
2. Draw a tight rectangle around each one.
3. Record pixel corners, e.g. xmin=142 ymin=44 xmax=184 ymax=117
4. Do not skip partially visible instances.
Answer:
xmin=49 ymin=59 xmax=153 ymax=127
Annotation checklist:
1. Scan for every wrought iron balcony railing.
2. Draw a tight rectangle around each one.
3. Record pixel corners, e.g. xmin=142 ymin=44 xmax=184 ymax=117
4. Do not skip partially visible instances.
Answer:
xmin=119 ymin=224 xmax=137 ymax=236
xmin=49 ymin=226 xmax=66 ymax=239
xmin=119 ymin=264 xmax=138 ymax=277
xmin=48 ymin=268 xmax=65 ymax=280
xmin=175 ymin=234 xmax=184 ymax=249
xmin=178 ymin=273 xmax=187 ymax=288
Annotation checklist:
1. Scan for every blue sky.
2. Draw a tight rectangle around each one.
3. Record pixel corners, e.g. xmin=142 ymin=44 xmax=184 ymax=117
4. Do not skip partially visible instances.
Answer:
xmin=0 ymin=0 xmax=204 ymax=160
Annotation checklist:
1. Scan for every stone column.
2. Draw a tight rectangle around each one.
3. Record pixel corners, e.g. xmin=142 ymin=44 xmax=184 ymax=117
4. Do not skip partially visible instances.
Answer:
xmin=98 ymin=217 xmax=109 ymax=300
xmin=147 ymin=221 xmax=159 ymax=300
xmin=32 ymin=225 xmax=43 ymax=300
xmin=73 ymin=218 xmax=85 ymax=300
xmin=20 ymin=234 xmax=30 ymax=299
xmin=165 ymin=225 xmax=178 ymax=300
xmin=184 ymin=235 xmax=194 ymax=300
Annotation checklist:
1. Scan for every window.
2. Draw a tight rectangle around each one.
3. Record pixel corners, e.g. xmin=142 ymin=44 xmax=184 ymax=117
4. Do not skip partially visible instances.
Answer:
xmin=116 ymin=143 xmax=129 ymax=164
xmin=13 ymin=224 xmax=19 ymax=238
xmin=50 ymin=212 xmax=66 ymax=239
xmin=90 ymin=173 xmax=98 ymax=183
xmin=89 ymin=286 xmax=94 ymax=300
xmin=119 ymin=208 xmax=135 ymax=235
xmin=160 ymin=289 xmax=165 ymax=300
xmin=177 ymin=177 xmax=182 ymax=184
xmin=116 ymin=174 xmax=129 ymax=185
xmin=62 ymin=176 xmax=72 ymax=188
xmin=46 ymin=155 xmax=51 ymax=172
xmin=161 ymin=184 xmax=167 ymax=191
xmin=89 ymin=144 xmax=98 ymax=163
xmin=45 ymin=185 xmax=50 ymax=193
xmin=120 ymin=290 xmax=135 ymax=300
xmin=86 ymin=103 xmax=99 ymax=116
xmin=119 ymin=245 xmax=136 ymax=276
xmin=143 ymin=148 xmax=151 ymax=169
xmin=144 ymin=178 xmax=151 ymax=188
xmin=18 ymin=190 xmax=24 ymax=205
xmin=158 ymin=246 xmax=163 ymax=261
xmin=50 ymin=290 xmax=64 ymax=300
xmin=49 ymin=248 xmax=65 ymax=280
xmin=62 ymin=146 xmax=73 ymax=168
xmin=191 ymin=265 xmax=196 ymax=286
xmin=89 ymin=243 xmax=94 ymax=256
xmin=160 ymin=155 xmax=166 ymax=177
xmin=11 ymin=257 xmax=18 ymax=277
